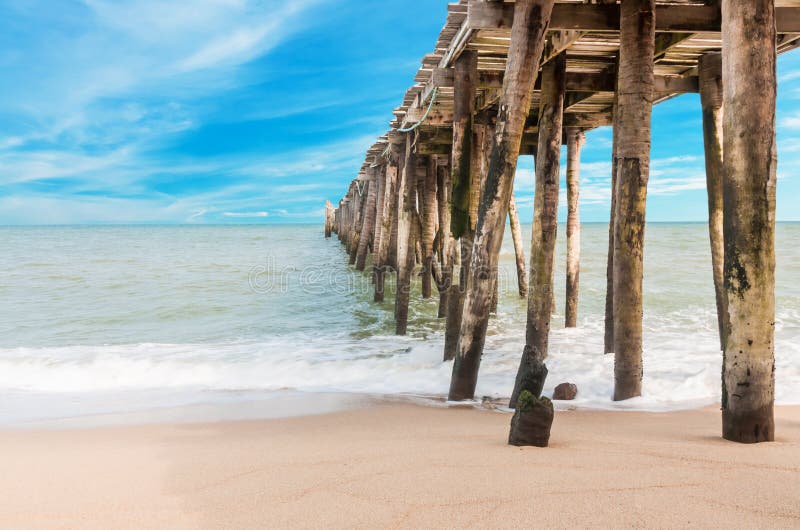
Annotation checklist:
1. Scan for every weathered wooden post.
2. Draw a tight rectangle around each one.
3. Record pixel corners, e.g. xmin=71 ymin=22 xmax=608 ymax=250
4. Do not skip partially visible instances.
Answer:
xmin=371 ymin=162 xmax=387 ymax=269
xmin=336 ymin=200 xmax=343 ymax=242
xmin=342 ymin=189 xmax=353 ymax=249
xmin=604 ymin=84 xmax=619 ymax=354
xmin=388 ymin=192 xmax=399 ymax=269
xmin=699 ymin=52 xmax=727 ymax=351
xmin=565 ymin=128 xmax=584 ymax=327
xmin=375 ymin=152 xmax=399 ymax=302
xmin=449 ymin=0 xmax=555 ymax=401
xmin=612 ymin=0 xmax=655 ymax=401
xmin=324 ymin=200 xmax=334 ymax=238
xmin=355 ymin=169 xmax=378 ymax=271
xmin=421 ymin=156 xmax=438 ymax=299
xmin=479 ymin=119 xmax=503 ymax=317
xmin=349 ymin=181 xmax=365 ymax=265
xmin=395 ymin=133 xmax=417 ymax=335
xmin=340 ymin=197 xmax=348 ymax=245
xmin=443 ymin=49 xmax=478 ymax=361
xmin=346 ymin=186 xmax=356 ymax=256
xmin=437 ymin=157 xmax=455 ymax=318
xmin=510 ymin=52 xmax=566 ymax=407
xmin=509 ymin=192 xmax=528 ymax=298
xmin=720 ymin=0 xmax=777 ymax=443
xmin=550 ymin=244 xmax=556 ymax=314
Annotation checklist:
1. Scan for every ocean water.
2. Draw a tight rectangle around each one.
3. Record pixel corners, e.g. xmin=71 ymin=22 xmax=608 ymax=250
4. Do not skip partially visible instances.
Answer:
xmin=1 ymin=223 xmax=798 ymax=424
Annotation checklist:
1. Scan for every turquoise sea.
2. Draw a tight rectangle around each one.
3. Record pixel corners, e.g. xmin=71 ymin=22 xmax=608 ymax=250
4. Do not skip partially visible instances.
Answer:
xmin=1 ymin=223 xmax=798 ymax=424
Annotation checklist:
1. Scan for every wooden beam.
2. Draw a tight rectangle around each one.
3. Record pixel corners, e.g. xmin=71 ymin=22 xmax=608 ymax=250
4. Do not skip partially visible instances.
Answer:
xmin=433 ymin=68 xmax=698 ymax=93
xmin=526 ymin=111 xmax=613 ymax=132
xmin=468 ymin=2 xmax=800 ymax=33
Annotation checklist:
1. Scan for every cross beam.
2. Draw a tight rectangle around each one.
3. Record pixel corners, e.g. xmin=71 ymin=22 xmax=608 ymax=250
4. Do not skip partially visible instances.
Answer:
xmin=468 ymin=2 xmax=800 ymax=33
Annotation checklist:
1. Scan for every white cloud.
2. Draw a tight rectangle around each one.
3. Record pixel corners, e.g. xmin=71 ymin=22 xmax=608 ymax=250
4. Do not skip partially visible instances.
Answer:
xmin=0 ymin=0 xmax=321 ymax=153
xmin=223 ymin=211 xmax=268 ymax=218
xmin=178 ymin=24 xmax=273 ymax=72
xmin=781 ymin=112 xmax=800 ymax=129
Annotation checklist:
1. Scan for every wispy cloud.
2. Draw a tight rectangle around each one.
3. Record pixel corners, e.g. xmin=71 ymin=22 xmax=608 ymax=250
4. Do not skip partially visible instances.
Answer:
xmin=223 ymin=211 xmax=268 ymax=218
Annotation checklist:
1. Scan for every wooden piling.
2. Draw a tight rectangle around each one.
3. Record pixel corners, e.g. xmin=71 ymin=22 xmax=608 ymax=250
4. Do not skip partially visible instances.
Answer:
xmin=395 ymin=134 xmax=417 ymax=335
xmin=612 ymin=0 xmax=655 ymax=401
xmin=336 ymin=201 xmax=343 ymax=241
xmin=421 ymin=156 xmax=438 ymax=299
xmin=509 ymin=192 xmax=528 ymax=298
xmin=349 ymin=181 xmax=365 ymax=265
xmin=449 ymin=0 xmax=555 ymax=401
xmin=374 ymin=155 xmax=399 ymax=302
xmin=604 ymin=82 xmax=619 ymax=354
xmin=372 ymin=163 xmax=387 ymax=266
xmin=324 ymin=200 xmax=334 ymax=238
xmin=720 ymin=0 xmax=777 ymax=443
xmin=699 ymin=52 xmax=727 ymax=351
xmin=443 ymin=49 xmax=478 ymax=361
xmin=565 ymin=128 xmax=584 ymax=328
xmin=436 ymin=158 xmax=455 ymax=318
xmin=511 ymin=52 xmax=566 ymax=407
xmin=355 ymin=171 xmax=378 ymax=272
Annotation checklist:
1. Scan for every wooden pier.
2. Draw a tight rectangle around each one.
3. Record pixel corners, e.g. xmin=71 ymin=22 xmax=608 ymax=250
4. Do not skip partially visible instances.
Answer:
xmin=329 ymin=0 xmax=800 ymax=443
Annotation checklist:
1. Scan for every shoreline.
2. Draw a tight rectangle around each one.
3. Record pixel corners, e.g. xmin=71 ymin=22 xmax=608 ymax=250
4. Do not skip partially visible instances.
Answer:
xmin=6 ymin=385 xmax=798 ymax=431
xmin=1 ymin=401 xmax=798 ymax=527
xmin=0 ymin=388 xmax=733 ymax=431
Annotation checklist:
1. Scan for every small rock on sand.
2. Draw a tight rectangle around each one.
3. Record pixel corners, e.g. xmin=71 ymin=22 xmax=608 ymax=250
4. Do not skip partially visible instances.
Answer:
xmin=553 ymin=382 xmax=578 ymax=400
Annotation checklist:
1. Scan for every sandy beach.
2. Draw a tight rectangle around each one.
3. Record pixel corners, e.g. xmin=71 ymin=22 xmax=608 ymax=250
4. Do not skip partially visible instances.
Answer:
xmin=1 ymin=402 xmax=798 ymax=528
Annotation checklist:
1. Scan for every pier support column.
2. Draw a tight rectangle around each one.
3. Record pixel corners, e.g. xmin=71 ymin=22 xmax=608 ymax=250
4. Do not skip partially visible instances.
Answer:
xmin=604 ymin=78 xmax=619 ymax=354
xmin=342 ymin=198 xmax=349 ymax=247
xmin=355 ymin=169 xmax=378 ymax=272
xmin=565 ymin=128 xmax=584 ymax=328
xmin=612 ymin=0 xmax=655 ymax=401
xmin=395 ymin=134 xmax=417 ymax=335
xmin=444 ymin=49 xmax=478 ymax=361
xmin=421 ymin=156 xmax=438 ymax=299
xmin=437 ymin=157 xmax=455 ymax=318
xmin=448 ymin=0 xmax=555 ymax=401
xmin=375 ymin=158 xmax=398 ymax=302
xmin=720 ymin=0 xmax=777 ymax=443
xmin=371 ymin=163 xmax=386 ymax=268
xmin=509 ymin=192 xmax=527 ymax=298
xmin=349 ymin=182 xmax=365 ymax=265
xmin=699 ymin=52 xmax=727 ymax=351
xmin=324 ymin=200 xmax=334 ymax=238
xmin=510 ymin=52 xmax=566 ymax=407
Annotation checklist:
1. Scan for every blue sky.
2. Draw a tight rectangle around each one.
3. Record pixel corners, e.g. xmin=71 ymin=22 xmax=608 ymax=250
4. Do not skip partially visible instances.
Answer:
xmin=0 ymin=0 xmax=799 ymax=225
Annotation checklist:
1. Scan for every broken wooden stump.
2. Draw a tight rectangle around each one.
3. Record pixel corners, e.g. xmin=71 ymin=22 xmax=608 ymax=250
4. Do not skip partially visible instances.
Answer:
xmin=508 ymin=390 xmax=554 ymax=448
